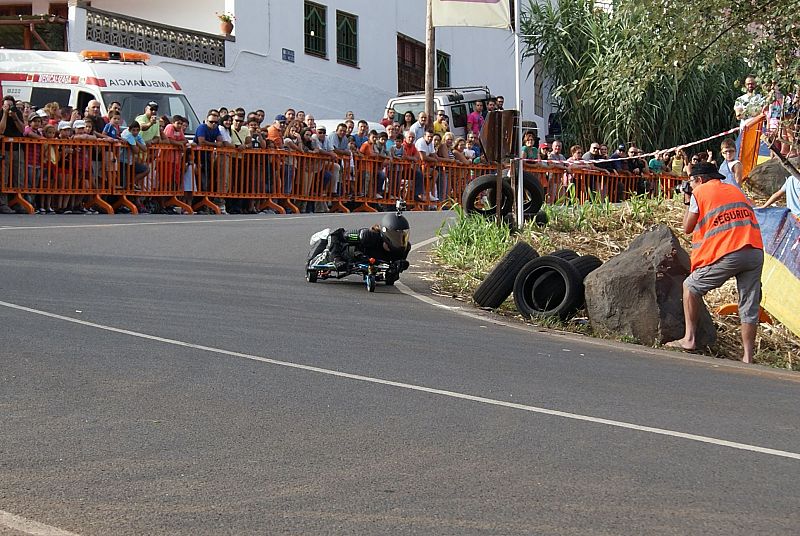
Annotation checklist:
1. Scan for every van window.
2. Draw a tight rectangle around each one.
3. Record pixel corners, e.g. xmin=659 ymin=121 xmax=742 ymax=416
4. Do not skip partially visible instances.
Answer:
xmin=76 ymin=91 xmax=95 ymax=117
xmin=101 ymin=91 xmax=200 ymax=132
xmin=450 ymin=104 xmax=467 ymax=129
xmin=393 ymin=100 xmax=425 ymax=121
xmin=29 ymin=88 xmax=70 ymax=109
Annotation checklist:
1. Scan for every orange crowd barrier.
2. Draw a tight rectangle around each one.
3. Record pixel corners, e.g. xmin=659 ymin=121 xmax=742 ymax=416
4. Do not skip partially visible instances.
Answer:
xmin=1 ymin=136 xmax=687 ymax=215
xmin=0 ymin=136 xmax=116 ymax=214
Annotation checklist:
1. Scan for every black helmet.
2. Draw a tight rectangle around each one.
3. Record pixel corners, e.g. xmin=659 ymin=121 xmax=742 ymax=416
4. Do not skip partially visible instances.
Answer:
xmin=381 ymin=212 xmax=410 ymax=251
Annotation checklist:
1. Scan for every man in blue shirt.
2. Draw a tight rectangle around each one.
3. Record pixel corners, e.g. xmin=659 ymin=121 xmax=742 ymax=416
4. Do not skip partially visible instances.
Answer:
xmin=352 ymin=120 xmax=369 ymax=148
xmin=194 ymin=113 xmax=222 ymax=191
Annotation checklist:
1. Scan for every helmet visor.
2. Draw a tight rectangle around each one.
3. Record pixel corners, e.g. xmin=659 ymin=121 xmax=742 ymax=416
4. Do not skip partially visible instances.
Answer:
xmin=382 ymin=227 xmax=409 ymax=250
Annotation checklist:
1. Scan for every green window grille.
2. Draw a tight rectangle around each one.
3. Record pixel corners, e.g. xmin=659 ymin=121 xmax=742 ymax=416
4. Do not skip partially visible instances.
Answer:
xmin=304 ymin=1 xmax=326 ymax=58
xmin=436 ymin=51 xmax=450 ymax=88
xmin=336 ymin=11 xmax=357 ymax=67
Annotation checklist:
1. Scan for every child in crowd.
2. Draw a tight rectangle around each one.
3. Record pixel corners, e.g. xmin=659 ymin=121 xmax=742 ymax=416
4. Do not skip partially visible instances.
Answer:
xmin=718 ymin=138 xmax=744 ymax=190
xmin=39 ymin=124 xmax=59 ymax=213
xmin=103 ymin=110 xmax=123 ymax=139
xmin=23 ymin=113 xmax=43 ymax=194
xmin=120 ymin=121 xmax=150 ymax=213
xmin=53 ymin=121 xmax=75 ymax=213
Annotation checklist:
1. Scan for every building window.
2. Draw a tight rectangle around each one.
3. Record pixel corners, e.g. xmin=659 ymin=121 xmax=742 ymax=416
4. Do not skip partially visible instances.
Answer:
xmin=304 ymin=1 xmax=326 ymax=58
xmin=397 ymin=34 xmax=424 ymax=93
xmin=534 ymin=56 xmax=544 ymax=116
xmin=436 ymin=51 xmax=450 ymax=88
xmin=336 ymin=11 xmax=357 ymax=67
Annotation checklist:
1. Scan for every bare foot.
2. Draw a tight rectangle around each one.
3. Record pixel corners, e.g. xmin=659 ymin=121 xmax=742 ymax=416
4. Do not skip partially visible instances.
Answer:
xmin=664 ymin=339 xmax=697 ymax=352
xmin=742 ymin=355 xmax=753 ymax=364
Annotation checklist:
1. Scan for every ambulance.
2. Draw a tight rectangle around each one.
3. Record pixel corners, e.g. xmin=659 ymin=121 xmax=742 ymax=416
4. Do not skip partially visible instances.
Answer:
xmin=0 ymin=49 xmax=200 ymax=131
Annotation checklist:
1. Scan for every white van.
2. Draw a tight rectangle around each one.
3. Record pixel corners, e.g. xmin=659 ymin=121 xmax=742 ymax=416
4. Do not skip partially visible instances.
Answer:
xmin=386 ymin=86 xmax=493 ymax=138
xmin=0 ymin=49 xmax=200 ymax=131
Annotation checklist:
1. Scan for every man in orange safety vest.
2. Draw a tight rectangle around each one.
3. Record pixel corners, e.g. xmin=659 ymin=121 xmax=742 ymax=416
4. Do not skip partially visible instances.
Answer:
xmin=665 ymin=162 xmax=764 ymax=363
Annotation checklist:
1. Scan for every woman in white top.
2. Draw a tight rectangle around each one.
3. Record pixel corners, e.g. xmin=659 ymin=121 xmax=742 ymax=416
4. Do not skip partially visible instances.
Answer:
xmin=718 ymin=140 xmax=743 ymax=189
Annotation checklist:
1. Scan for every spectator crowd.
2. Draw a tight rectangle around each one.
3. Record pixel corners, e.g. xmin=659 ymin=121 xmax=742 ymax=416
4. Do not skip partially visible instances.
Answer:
xmin=1 ymin=77 xmax=798 ymax=215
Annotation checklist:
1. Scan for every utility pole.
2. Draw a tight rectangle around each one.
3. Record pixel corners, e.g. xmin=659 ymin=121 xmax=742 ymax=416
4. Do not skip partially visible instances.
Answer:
xmin=425 ymin=0 xmax=435 ymax=126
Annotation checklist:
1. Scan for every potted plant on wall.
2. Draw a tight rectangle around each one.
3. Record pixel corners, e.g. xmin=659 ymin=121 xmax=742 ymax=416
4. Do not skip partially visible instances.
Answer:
xmin=217 ymin=12 xmax=235 ymax=35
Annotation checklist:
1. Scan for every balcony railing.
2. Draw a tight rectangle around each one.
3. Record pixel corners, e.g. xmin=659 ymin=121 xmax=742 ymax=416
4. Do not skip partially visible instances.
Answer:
xmin=84 ymin=6 xmax=226 ymax=67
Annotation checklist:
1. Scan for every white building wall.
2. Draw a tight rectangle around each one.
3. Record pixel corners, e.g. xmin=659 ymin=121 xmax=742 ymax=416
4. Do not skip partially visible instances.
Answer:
xmin=64 ymin=0 xmax=549 ymax=135
xmin=82 ymin=0 xmax=225 ymax=34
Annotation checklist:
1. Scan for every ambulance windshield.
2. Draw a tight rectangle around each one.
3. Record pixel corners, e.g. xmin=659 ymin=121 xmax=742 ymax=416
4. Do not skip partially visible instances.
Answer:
xmin=101 ymin=92 xmax=200 ymax=133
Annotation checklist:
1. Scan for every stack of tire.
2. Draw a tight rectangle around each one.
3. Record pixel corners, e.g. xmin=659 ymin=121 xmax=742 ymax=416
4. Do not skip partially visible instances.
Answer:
xmin=472 ymin=242 xmax=602 ymax=320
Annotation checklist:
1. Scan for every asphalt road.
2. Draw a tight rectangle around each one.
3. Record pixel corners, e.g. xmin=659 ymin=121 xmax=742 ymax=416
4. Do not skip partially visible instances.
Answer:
xmin=1 ymin=212 xmax=799 ymax=536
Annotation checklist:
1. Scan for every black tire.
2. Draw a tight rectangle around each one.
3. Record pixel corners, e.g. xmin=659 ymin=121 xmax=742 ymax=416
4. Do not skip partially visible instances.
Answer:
xmin=385 ymin=271 xmax=398 ymax=286
xmin=518 ymin=171 xmax=546 ymax=215
xmin=473 ymin=241 xmax=539 ymax=309
xmin=464 ymin=172 xmax=545 ymax=217
xmin=528 ymin=253 xmax=598 ymax=311
xmin=567 ymin=255 xmax=603 ymax=309
xmin=527 ymin=250 xmax=579 ymax=304
xmin=549 ymin=249 xmax=579 ymax=261
xmin=513 ymin=256 xmax=584 ymax=319
xmin=306 ymin=270 xmax=318 ymax=283
xmin=533 ymin=210 xmax=548 ymax=227
xmin=571 ymin=254 xmax=602 ymax=279
xmin=462 ymin=174 xmax=514 ymax=217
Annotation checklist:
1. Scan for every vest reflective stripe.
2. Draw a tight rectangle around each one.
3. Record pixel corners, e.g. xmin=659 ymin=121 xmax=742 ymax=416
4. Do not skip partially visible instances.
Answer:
xmin=695 ymin=201 xmax=753 ymax=231
xmin=690 ymin=181 xmax=763 ymax=271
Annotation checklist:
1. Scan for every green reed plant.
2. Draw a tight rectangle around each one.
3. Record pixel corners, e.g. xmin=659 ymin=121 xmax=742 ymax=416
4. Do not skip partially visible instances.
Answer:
xmin=435 ymin=204 xmax=515 ymax=276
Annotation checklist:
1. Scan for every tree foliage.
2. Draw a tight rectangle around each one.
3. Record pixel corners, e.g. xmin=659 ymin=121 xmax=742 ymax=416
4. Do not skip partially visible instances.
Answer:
xmin=520 ymin=0 xmax=799 ymax=150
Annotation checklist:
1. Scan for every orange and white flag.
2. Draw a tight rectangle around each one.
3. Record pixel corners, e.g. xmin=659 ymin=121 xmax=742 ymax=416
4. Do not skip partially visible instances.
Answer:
xmin=431 ymin=0 xmax=511 ymax=29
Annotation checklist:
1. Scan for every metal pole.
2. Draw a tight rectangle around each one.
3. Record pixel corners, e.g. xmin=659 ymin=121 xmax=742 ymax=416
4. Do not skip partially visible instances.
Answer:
xmin=425 ymin=0 xmax=435 ymax=123
xmin=514 ymin=0 xmax=524 ymax=227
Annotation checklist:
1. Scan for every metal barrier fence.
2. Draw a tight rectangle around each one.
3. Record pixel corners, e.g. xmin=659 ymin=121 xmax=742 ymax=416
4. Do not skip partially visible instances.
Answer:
xmin=1 ymin=136 xmax=684 ymax=214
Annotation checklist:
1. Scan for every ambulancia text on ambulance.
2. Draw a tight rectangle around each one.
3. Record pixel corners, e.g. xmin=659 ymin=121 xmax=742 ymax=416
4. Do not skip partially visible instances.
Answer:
xmin=0 ymin=49 xmax=200 ymax=132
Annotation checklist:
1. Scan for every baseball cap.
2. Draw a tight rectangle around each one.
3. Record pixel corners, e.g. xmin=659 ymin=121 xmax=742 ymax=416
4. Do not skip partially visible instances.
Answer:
xmin=275 ymin=114 xmax=287 ymax=122
xmin=617 ymin=144 xmax=625 ymax=151
xmin=27 ymin=112 xmax=40 ymax=121
xmin=147 ymin=101 xmax=159 ymax=110
xmin=72 ymin=119 xmax=86 ymax=129
xmin=539 ymin=142 xmax=550 ymax=149
xmin=36 ymin=109 xmax=48 ymax=118
xmin=58 ymin=121 xmax=73 ymax=130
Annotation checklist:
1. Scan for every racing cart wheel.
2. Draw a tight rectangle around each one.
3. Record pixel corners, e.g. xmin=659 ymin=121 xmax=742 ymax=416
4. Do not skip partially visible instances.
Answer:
xmin=385 ymin=271 xmax=399 ymax=286
xmin=306 ymin=269 xmax=318 ymax=283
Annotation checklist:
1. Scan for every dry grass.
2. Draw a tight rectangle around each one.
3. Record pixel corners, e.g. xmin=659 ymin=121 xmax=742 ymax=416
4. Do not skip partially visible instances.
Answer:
xmin=431 ymin=193 xmax=800 ymax=371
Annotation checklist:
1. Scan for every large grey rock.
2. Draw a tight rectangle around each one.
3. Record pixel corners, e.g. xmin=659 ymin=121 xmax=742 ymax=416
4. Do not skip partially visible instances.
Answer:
xmin=584 ymin=225 xmax=717 ymax=348
xmin=748 ymin=156 xmax=800 ymax=197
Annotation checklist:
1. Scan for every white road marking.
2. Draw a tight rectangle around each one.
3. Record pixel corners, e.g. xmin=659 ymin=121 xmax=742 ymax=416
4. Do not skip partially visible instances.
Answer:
xmin=0 ymin=510 xmax=80 ymax=536
xmin=1 ymin=298 xmax=799 ymax=461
